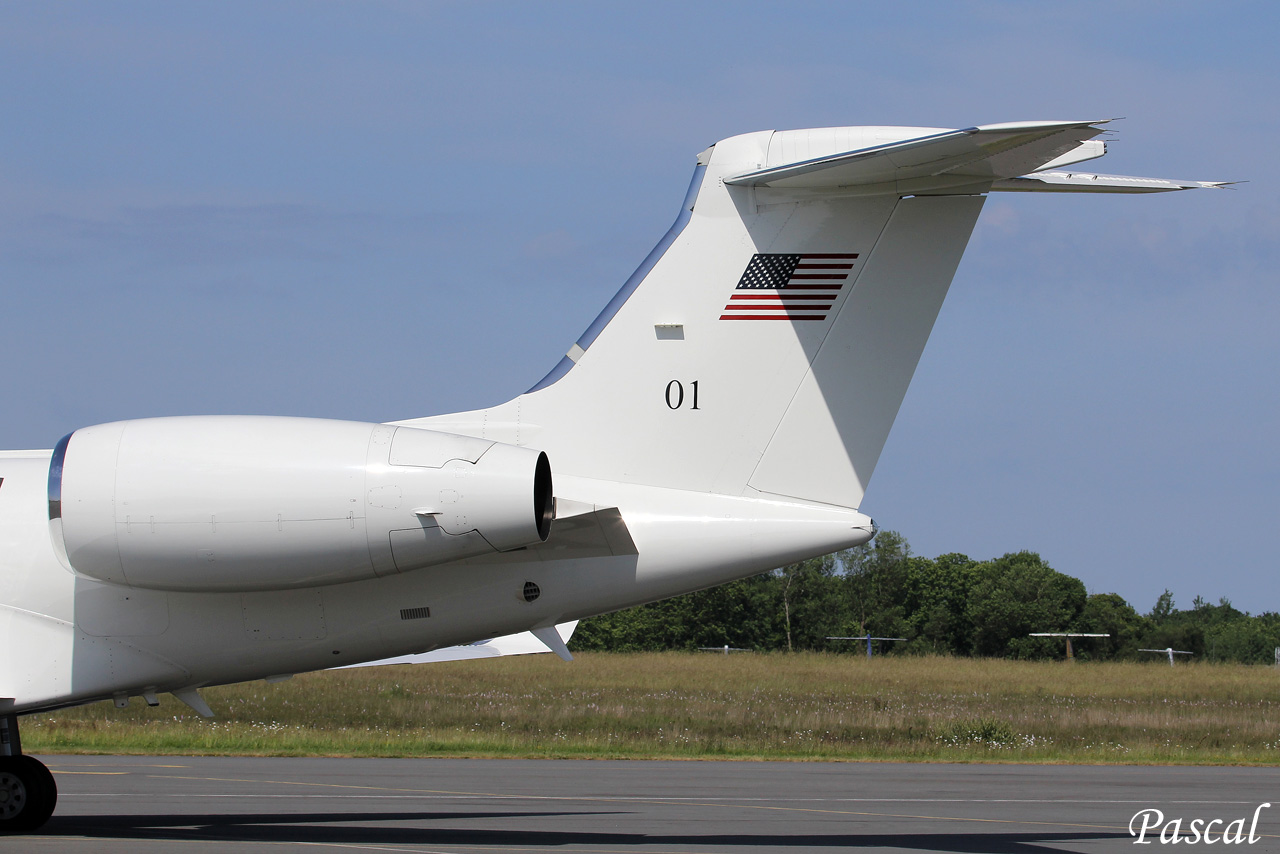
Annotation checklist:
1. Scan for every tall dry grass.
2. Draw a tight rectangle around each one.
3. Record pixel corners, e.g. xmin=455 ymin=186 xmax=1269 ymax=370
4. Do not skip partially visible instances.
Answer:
xmin=25 ymin=653 xmax=1280 ymax=764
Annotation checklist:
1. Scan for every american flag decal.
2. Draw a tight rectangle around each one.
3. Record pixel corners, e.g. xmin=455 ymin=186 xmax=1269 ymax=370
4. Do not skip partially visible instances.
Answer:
xmin=719 ymin=253 xmax=858 ymax=321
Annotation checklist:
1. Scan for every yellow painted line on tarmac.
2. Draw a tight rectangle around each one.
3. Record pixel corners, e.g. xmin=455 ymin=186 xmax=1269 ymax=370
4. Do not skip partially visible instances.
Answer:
xmin=47 ymin=763 xmax=189 ymax=773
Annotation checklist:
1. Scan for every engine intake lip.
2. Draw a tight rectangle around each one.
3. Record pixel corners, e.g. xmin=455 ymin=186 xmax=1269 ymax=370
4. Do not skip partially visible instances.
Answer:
xmin=47 ymin=432 xmax=72 ymax=520
xmin=533 ymin=452 xmax=553 ymax=542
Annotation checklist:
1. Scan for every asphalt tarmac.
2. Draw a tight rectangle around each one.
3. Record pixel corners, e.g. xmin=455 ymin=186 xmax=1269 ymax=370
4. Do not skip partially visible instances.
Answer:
xmin=3 ymin=756 xmax=1278 ymax=853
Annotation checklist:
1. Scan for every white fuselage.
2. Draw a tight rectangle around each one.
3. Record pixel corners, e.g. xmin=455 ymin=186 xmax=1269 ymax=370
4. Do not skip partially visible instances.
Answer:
xmin=0 ymin=447 xmax=872 ymax=713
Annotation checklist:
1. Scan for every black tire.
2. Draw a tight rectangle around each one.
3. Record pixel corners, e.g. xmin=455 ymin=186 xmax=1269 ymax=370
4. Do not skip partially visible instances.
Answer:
xmin=18 ymin=757 xmax=56 ymax=826
xmin=0 ymin=756 xmax=56 ymax=834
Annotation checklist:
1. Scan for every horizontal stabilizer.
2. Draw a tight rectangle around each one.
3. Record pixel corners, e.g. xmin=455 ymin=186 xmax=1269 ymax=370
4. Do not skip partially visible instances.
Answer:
xmin=725 ymin=120 xmax=1110 ymax=193
xmin=335 ymin=620 xmax=580 ymax=669
xmin=993 ymin=171 xmax=1235 ymax=193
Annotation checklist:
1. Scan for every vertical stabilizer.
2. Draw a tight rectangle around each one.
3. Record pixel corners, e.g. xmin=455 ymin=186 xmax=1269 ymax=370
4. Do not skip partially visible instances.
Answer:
xmin=747 ymin=194 xmax=985 ymax=506
xmin=404 ymin=121 xmax=1191 ymax=510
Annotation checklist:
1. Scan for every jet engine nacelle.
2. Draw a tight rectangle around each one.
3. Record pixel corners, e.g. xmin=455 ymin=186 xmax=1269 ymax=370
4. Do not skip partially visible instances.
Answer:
xmin=48 ymin=416 xmax=554 ymax=592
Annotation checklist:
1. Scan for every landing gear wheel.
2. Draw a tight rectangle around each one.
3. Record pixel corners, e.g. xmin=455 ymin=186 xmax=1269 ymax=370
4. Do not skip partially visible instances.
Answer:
xmin=0 ymin=756 xmax=57 ymax=833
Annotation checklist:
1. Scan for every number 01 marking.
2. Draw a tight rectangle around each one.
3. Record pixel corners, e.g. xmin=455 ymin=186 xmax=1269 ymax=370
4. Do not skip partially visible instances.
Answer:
xmin=665 ymin=380 xmax=700 ymax=410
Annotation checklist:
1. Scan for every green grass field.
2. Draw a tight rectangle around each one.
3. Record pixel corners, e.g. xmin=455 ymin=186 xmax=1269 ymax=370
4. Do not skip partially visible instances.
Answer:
xmin=24 ymin=652 xmax=1280 ymax=764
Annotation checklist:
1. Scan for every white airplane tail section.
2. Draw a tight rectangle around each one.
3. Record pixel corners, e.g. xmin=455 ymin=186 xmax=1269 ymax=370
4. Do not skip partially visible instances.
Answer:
xmin=0 ymin=118 xmax=1223 ymax=833
xmin=406 ymin=121 xmax=1218 ymax=510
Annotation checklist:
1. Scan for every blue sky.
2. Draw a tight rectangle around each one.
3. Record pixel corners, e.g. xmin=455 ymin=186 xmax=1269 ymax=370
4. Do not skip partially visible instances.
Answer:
xmin=2 ymin=1 xmax=1276 ymax=614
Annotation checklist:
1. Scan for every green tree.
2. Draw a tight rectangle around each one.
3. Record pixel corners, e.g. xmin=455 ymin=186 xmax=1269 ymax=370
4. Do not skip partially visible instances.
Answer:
xmin=1137 ymin=594 xmax=1248 ymax=660
xmin=1149 ymin=589 xmax=1176 ymax=622
xmin=576 ymin=537 xmax=1278 ymax=666
xmin=573 ymin=573 xmax=784 ymax=651
xmin=778 ymin=555 xmax=849 ymax=647
xmin=678 ymin=574 xmax=781 ymax=649
xmin=902 ymin=552 xmax=978 ymax=654
xmin=839 ymin=530 xmax=911 ymax=642
xmin=966 ymin=551 xmax=1087 ymax=659
xmin=1205 ymin=619 xmax=1280 ymax=664
xmin=775 ymin=554 xmax=843 ymax=651
xmin=1078 ymin=592 xmax=1148 ymax=659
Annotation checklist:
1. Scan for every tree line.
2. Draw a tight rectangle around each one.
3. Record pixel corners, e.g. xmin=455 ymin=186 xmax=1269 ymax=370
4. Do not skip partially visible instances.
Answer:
xmin=572 ymin=531 xmax=1280 ymax=663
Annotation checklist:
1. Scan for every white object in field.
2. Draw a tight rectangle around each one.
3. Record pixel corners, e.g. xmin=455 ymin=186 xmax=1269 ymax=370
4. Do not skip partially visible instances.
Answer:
xmin=1139 ymin=648 xmax=1195 ymax=666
